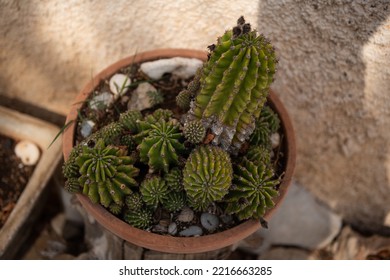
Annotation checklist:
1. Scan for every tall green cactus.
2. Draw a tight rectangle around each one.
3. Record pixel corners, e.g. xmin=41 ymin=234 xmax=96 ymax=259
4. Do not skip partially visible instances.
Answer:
xmin=186 ymin=16 xmax=277 ymax=152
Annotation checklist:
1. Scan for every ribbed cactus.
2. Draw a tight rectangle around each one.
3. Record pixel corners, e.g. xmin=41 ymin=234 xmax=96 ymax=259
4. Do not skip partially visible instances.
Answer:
xmin=109 ymin=203 xmax=123 ymax=215
xmin=164 ymin=167 xmax=183 ymax=192
xmin=162 ymin=191 xmax=187 ymax=212
xmin=186 ymin=16 xmax=277 ymax=152
xmin=139 ymin=119 xmax=185 ymax=172
xmin=183 ymin=120 xmax=206 ymax=144
xmin=250 ymin=106 xmax=280 ymax=147
xmin=75 ymin=139 xmax=139 ymax=207
xmin=245 ymin=145 xmax=271 ymax=166
xmin=225 ymin=158 xmax=280 ymax=220
xmin=125 ymin=192 xmax=144 ymax=211
xmin=124 ymin=208 xmax=153 ymax=229
xmin=98 ymin=121 xmax=124 ymax=145
xmin=140 ymin=176 xmax=169 ymax=208
xmin=176 ymin=89 xmax=192 ymax=111
xmin=183 ymin=145 xmax=233 ymax=211
xmin=119 ymin=110 xmax=142 ymax=132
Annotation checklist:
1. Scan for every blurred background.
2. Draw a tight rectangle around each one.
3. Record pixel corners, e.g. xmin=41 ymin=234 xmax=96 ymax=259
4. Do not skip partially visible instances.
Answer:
xmin=1 ymin=0 xmax=390 ymax=259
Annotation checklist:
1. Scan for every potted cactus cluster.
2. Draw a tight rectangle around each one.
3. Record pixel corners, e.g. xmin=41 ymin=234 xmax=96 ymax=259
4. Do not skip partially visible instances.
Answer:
xmin=62 ymin=17 xmax=295 ymax=254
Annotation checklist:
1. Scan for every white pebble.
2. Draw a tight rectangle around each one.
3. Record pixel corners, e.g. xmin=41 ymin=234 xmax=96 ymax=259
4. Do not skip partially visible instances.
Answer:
xmin=179 ymin=226 xmax=203 ymax=237
xmin=80 ymin=120 xmax=95 ymax=138
xmin=271 ymin=132 xmax=280 ymax=148
xmin=200 ymin=213 xmax=219 ymax=232
xmin=89 ymin=92 xmax=113 ymax=110
xmin=109 ymin=74 xmax=131 ymax=97
xmin=14 ymin=140 xmax=40 ymax=166
xmin=140 ymin=57 xmax=203 ymax=80
xmin=168 ymin=222 xmax=178 ymax=235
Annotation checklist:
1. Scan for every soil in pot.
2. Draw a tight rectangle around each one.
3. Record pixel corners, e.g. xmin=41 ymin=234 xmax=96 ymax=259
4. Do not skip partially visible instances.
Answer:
xmin=0 ymin=133 xmax=39 ymax=228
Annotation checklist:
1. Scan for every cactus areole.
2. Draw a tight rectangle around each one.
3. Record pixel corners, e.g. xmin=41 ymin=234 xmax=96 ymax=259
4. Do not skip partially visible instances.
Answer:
xmin=186 ymin=16 xmax=278 ymax=153
xmin=62 ymin=17 xmax=296 ymax=254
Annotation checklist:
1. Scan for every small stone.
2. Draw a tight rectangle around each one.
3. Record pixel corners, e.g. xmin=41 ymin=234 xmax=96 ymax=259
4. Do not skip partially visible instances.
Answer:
xmin=109 ymin=73 xmax=131 ymax=97
xmin=271 ymin=132 xmax=280 ymax=148
xmin=179 ymin=225 xmax=203 ymax=237
xmin=177 ymin=206 xmax=194 ymax=223
xmin=89 ymin=92 xmax=113 ymax=110
xmin=200 ymin=213 xmax=219 ymax=232
xmin=80 ymin=119 xmax=95 ymax=138
xmin=14 ymin=140 xmax=40 ymax=166
xmin=127 ymin=82 xmax=158 ymax=111
xmin=140 ymin=57 xmax=203 ymax=80
xmin=168 ymin=222 xmax=178 ymax=235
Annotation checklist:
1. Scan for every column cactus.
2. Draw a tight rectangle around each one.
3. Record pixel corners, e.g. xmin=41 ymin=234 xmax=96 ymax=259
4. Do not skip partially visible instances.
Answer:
xmin=185 ymin=16 xmax=278 ymax=152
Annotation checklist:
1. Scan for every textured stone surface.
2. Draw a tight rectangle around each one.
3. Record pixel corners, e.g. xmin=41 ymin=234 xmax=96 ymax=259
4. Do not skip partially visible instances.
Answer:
xmin=256 ymin=182 xmax=342 ymax=253
xmin=1 ymin=0 xmax=390 ymax=234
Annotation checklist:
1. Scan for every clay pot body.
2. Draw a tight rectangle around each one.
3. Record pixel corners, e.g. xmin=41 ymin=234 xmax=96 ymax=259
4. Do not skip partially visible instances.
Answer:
xmin=62 ymin=49 xmax=296 ymax=254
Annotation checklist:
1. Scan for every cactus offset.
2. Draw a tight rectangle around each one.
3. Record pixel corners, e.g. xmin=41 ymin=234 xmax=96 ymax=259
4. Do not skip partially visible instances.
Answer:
xmin=183 ymin=120 xmax=206 ymax=144
xmin=124 ymin=208 xmax=153 ymax=229
xmin=140 ymin=176 xmax=169 ymax=208
xmin=176 ymin=89 xmax=192 ymax=111
xmin=162 ymin=191 xmax=187 ymax=212
xmin=250 ymin=106 xmax=280 ymax=147
xmin=225 ymin=158 xmax=280 ymax=220
xmin=183 ymin=145 xmax=233 ymax=211
xmin=139 ymin=119 xmax=185 ymax=172
xmin=125 ymin=192 xmax=144 ymax=211
xmin=119 ymin=110 xmax=143 ymax=133
xmin=164 ymin=167 xmax=184 ymax=192
xmin=186 ymin=16 xmax=278 ymax=152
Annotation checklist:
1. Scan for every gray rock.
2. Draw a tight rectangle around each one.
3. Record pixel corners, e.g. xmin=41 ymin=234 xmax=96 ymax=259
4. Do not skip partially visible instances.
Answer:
xmin=179 ymin=226 xmax=203 ymax=237
xmin=168 ymin=222 xmax=178 ymax=235
xmin=89 ymin=92 xmax=113 ymax=110
xmin=200 ymin=213 xmax=219 ymax=232
xmin=127 ymin=82 xmax=158 ymax=111
xmin=241 ymin=182 xmax=342 ymax=254
xmin=177 ymin=206 xmax=194 ymax=223
xmin=140 ymin=57 xmax=203 ymax=80
xmin=80 ymin=119 xmax=95 ymax=138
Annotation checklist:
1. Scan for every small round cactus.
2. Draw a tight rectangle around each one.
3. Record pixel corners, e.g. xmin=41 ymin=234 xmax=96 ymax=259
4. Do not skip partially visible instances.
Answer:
xmin=183 ymin=120 xmax=206 ymax=144
xmin=140 ymin=176 xmax=169 ymax=208
xmin=98 ymin=121 xmax=124 ymax=144
xmin=250 ymin=106 xmax=280 ymax=147
xmin=124 ymin=208 xmax=153 ymax=229
xmin=119 ymin=134 xmax=135 ymax=150
xmin=125 ymin=192 xmax=144 ymax=211
xmin=225 ymin=158 xmax=280 ymax=220
xmin=119 ymin=110 xmax=142 ymax=133
xmin=183 ymin=145 xmax=233 ymax=211
xmin=138 ymin=119 xmax=185 ymax=172
xmin=260 ymin=106 xmax=280 ymax=133
xmin=162 ymin=191 xmax=187 ymax=212
xmin=64 ymin=178 xmax=82 ymax=193
xmin=176 ymin=90 xmax=192 ymax=111
xmin=245 ymin=145 xmax=271 ymax=166
xmin=109 ymin=202 xmax=123 ymax=215
xmin=164 ymin=167 xmax=183 ymax=192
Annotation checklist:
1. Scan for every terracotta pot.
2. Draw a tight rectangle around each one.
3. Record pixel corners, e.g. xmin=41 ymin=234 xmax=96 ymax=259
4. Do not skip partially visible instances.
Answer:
xmin=62 ymin=49 xmax=296 ymax=254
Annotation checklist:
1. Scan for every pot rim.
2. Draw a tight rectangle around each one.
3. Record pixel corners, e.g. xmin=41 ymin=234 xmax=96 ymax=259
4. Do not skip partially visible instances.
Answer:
xmin=62 ymin=48 xmax=296 ymax=254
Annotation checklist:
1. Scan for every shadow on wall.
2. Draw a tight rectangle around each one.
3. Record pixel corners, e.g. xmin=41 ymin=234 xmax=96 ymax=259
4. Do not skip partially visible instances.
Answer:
xmin=257 ymin=0 xmax=390 ymax=234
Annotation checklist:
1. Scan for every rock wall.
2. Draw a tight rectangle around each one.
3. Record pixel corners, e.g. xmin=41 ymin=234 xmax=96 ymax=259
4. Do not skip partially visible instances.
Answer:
xmin=0 ymin=0 xmax=389 ymax=233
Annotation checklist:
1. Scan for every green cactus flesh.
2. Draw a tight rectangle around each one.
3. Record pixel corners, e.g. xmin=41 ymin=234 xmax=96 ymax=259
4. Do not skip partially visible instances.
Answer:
xmin=162 ymin=191 xmax=187 ymax=212
xmin=119 ymin=110 xmax=143 ymax=133
xmin=125 ymin=192 xmax=144 ymax=211
xmin=183 ymin=145 xmax=233 ymax=211
xmin=109 ymin=202 xmax=123 ymax=215
xmin=183 ymin=120 xmax=206 ymax=144
xmin=186 ymin=17 xmax=277 ymax=152
xmin=140 ymin=176 xmax=169 ymax=208
xmin=225 ymin=158 xmax=280 ymax=220
xmin=75 ymin=139 xmax=139 ymax=207
xmin=176 ymin=89 xmax=192 ymax=111
xmin=250 ymin=106 xmax=280 ymax=147
xmin=138 ymin=119 xmax=185 ymax=172
xmin=124 ymin=208 xmax=153 ymax=229
xmin=164 ymin=167 xmax=183 ymax=192
xmin=245 ymin=145 xmax=271 ymax=166
xmin=98 ymin=121 xmax=124 ymax=145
